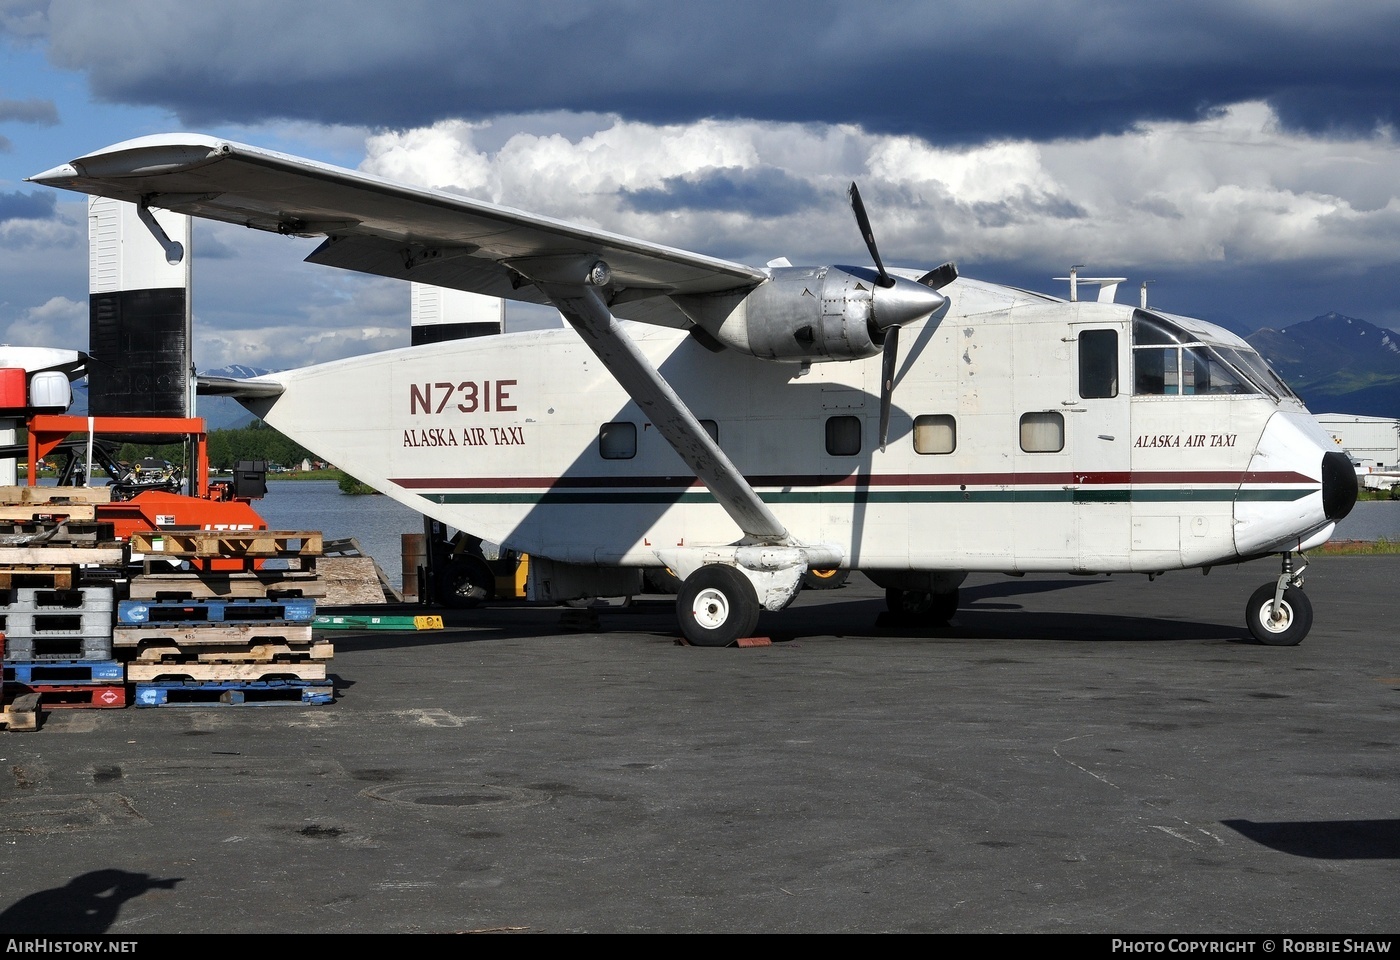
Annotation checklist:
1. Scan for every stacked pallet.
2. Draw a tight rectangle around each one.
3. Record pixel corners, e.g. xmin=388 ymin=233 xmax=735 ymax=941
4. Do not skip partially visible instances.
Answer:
xmin=0 ymin=486 xmax=124 ymax=589
xmin=0 ymin=488 xmax=127 ymax=718
xmin=0 ymin=632 xmax=39 ymax=731
xmin=120 ymin=529 xmax=334 ymax=706
xmin=0 ymin=586 xmax=126 ymax=708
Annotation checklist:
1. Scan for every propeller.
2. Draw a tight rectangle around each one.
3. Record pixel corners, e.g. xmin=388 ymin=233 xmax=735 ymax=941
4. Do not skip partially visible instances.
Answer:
xmin=848 ymin=182 xmax=901 ymax=451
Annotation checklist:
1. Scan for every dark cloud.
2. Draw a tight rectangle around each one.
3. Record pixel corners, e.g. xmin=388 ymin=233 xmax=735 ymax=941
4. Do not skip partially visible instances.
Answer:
xmin=970 ymin=191 xmax=1087 ymax=229
xmin=0 ymin=0 xmax=49 ymax=40
xmin=0 ymin=96 xmax=57 ymax=124
xmin=39 ymin=0 xmax=1400 ymax=146
xmin=0 ymin=189 xmax=55 ymax=221
xmin=622 ymin=167 xmax=820 ymax=217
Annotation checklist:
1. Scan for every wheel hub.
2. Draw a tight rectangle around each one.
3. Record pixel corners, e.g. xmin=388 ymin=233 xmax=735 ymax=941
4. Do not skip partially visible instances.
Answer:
xmin=692 ymin=588 xmax=730 ymax=628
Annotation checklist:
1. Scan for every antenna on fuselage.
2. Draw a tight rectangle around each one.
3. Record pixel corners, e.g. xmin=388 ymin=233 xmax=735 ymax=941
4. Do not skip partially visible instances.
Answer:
xmin=1140 ymin=280 xmax=1155 ymax=309
xmin=1054 ymin=265 xmax=1128 ymax=303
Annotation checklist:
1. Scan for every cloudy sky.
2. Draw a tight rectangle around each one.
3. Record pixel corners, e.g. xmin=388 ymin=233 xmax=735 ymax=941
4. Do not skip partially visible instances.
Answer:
xmin=1 ymin=0 xmax=1399 ymax=372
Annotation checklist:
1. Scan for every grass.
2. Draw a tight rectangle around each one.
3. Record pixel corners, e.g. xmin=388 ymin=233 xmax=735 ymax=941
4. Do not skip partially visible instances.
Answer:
xmin=1312 ymin=538 xmax=1400 ymax=556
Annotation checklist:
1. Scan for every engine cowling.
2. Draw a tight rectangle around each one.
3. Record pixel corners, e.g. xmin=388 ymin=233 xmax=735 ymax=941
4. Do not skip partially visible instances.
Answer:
xmin=674 ymin=265 xmax=947 ymax=363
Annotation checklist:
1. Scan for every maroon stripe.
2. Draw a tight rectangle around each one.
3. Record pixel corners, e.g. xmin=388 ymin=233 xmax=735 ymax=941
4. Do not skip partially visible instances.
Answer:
xmin=391 ymin=469 xmax=1315 ymax=489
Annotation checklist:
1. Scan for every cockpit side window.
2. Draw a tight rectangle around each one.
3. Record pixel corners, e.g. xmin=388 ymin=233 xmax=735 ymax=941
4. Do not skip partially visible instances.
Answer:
xmin=1216 ymin=346 xmax=1299 ymax=401
xmin=1131 ymin=310 xmax=1265 ymax=398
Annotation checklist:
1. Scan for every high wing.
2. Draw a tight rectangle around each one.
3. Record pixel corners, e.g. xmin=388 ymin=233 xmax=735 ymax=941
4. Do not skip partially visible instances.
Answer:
xmin=29 ymin=133 xmax=767 ymax=328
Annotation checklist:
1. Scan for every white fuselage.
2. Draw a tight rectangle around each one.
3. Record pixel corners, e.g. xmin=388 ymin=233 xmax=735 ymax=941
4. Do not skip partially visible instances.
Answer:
xmin=247 ymin=278 xmax=1338 ymax=576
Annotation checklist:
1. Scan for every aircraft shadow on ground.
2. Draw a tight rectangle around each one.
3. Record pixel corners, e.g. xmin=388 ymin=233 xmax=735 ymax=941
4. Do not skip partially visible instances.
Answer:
xmin=1222 ymin=819 xmax=1400 ymax=859
xmin=332 ymin=573 xmax=1249 ymax=650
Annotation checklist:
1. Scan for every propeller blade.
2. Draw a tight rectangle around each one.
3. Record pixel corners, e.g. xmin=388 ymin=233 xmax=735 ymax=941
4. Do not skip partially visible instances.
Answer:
xmin=848 ymin=182 xmax=893 ymax=288
xmin=917 ymin=261 xmax=959 ymax=290
xmin=879 ymin=326 xmax=899 ymax=451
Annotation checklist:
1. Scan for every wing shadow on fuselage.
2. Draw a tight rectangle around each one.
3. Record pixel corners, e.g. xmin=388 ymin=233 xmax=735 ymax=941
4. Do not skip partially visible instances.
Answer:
xmin=408 ymin=325 xmax=929 ymax=570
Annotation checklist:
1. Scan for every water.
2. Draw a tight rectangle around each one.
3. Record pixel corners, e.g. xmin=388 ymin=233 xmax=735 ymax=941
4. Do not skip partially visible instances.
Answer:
xmin=1332 ymin=499 xmax=1400 ymax=542
xmin=252 ymin=480 xmax=426 ymax=590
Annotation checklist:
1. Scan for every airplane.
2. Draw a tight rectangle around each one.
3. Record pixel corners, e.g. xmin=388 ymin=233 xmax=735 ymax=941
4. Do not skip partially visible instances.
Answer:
xmin=29 ymin=134 xmax=1358 ymax=647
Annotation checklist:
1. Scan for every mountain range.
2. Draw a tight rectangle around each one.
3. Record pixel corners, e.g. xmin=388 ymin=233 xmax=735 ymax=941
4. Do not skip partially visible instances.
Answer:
xmin=61 ymin=314 xmax=1400 ymax=429
xmin=69 ymin=365 xmax=266 ymax=431
xmin=1244 ymin=312 xmax=1400 ymax=418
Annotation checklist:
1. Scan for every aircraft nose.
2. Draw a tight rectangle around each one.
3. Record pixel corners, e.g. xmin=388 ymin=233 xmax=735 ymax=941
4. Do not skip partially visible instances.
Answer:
xmin=1321 ymin=450 xmax=1358 ymax=521
xmin=872 ymin=276 xmax=947 ymax=334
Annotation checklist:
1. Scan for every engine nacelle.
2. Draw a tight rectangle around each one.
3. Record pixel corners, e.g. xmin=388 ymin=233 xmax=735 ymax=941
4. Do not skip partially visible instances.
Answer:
xmin=672 ymin=265 xmax=946 ymax=363
xmin=745 ymin=266 xmax=881 ymax=361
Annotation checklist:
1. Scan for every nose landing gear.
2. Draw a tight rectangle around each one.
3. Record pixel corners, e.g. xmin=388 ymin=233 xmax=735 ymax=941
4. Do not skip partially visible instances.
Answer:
xmin=1246 ymin=553 xmax=1312 ymax=646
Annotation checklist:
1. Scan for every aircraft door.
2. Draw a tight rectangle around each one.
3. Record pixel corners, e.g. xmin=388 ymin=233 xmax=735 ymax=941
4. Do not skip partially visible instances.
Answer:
xmin=1069 ymin=324 xmax=1131 ymax=568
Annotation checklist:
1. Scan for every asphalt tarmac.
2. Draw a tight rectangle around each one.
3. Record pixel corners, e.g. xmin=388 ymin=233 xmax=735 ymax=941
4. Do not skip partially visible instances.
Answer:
xmin=1 ymin=555 xmax=1397 ymax=935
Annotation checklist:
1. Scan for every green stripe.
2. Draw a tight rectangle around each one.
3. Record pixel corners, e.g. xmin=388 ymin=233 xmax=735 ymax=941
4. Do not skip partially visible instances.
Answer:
xmin=418 ymin=487 xmax=1313 ymax=507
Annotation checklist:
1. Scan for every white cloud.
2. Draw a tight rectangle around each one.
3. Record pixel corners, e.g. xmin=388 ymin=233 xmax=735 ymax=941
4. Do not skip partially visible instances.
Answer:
xmin=357 ymin=102 xmax=1400 ymax=275
xmin=13 ymin=100 xmax=1396 ymax=373
xmin=1 ymin=294 xmax=85 ymax=348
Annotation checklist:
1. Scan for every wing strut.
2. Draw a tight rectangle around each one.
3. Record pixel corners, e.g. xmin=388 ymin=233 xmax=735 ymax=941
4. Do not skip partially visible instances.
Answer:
xmin=531 ymin=273 xmax=790 ymax=546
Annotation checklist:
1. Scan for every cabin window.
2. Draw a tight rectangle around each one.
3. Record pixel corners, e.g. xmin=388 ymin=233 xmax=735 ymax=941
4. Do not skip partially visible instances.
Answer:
xmin=598 ymin=421 xmax=637 ymax=459
xmin=826 ymin=415 xmax=862 ymax=456
xmin=913 ymin=414 xmax=956 ymax=455
xmin=700 ymin=419 xmax=719 ymax=443
xmin=1020 ymin=412 xmax=1064 ymax=453
xmin=1078 ymin=329 xmax=1118 ymax=399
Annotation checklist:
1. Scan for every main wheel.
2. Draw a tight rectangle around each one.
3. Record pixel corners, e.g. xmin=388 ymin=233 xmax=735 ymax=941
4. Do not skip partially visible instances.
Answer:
xmin=436 ymin=555 xmax=496 ymax=609
xmin=643 ymin=566 xmax=683 ymax=595
xmin=885 ymin=587 xmax=959 ymax=626
xmin=1246 ymin=582 xmax=1312 ymax=646
xmin=802 ymin=567 xmax=849 ymax=590
xmin=676 ymin=565 xmax=761 ymax=647
xmin=929 ymin=587 xmax=960 ymax=624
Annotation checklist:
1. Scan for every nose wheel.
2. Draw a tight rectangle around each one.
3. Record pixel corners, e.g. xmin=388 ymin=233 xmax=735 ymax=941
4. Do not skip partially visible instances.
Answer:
xmin=1246 ymin=554 xmax=1312 ymax=646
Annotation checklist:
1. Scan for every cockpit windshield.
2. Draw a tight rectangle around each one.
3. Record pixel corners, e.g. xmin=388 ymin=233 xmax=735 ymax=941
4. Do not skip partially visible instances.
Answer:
xmin=1130 ymin=311 xmax=1295 ymax=401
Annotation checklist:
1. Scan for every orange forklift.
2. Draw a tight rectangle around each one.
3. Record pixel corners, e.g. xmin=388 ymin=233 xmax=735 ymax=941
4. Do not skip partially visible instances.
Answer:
xmin=23 ymin=413 xmax=270 ymax=541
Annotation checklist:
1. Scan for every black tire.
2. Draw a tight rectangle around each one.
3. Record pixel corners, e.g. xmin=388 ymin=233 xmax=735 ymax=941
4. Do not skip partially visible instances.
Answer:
xmin=802 ymin=567 xmax=849 ymax=590
xmin=1246 ymin=582 xmax=1312 ymax=646
xmin=643 ymin=567 xmax=683 ymax=594
xmin=885 ymin=587 xmax=958 ymax=626
xmin=436 ymin=555 xmax=496 ymax=609
xmin=929 ymin=587 xmax=960 ymax=624
xmin=676 ymin=565 xmax=761 ymax=647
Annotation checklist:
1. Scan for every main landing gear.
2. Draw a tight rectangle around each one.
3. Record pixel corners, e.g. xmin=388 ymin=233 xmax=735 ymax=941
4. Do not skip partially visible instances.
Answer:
xmin=883 ymin=587 xmax=960 ymax=627
xmin=676 ymin=565 xmax=762 ymax=647
xmin=1246 ymin=553 xmax=1312 ymax=646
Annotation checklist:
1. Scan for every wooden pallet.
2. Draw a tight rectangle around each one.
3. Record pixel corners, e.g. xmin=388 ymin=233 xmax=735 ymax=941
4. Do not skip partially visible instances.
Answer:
xmin=0 ymin=521 xmax=114 ymax=545
xmin=128 ymin=570 xmax=327 ymax=600
xmin=113 ymin=623 xmax=316 ymax=648
xmin=0 ymin=565 xmax=76 ymax=589
xmin=127 ymin=661 xmax=326 ymax=682
xmin=0 ymin=546 xmax=124 ymax=566
xmin=0 ymin=485 xmax=112 ymax=505
xmin=0 ymin=502 xmax=97 ymax=522
xmin=124 ymin=638 xmax=334 ymax=664
xmin=0 ymin=692 xmax=40 ymax=731
xmin=129 ymin=529 xmax=322 ymax=559
xmin=114 ymin=626 xmax=330 ymax=666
